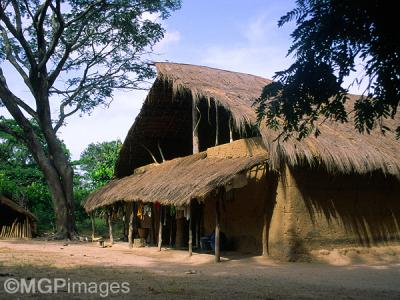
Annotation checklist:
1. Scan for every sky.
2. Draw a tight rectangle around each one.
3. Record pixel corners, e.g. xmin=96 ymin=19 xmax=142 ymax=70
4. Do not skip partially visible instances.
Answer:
xmin=2 ymin=0 xmax=299 ymax=159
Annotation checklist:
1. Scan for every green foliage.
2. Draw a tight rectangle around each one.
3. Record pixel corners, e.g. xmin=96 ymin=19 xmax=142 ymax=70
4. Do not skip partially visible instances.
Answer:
xmin=0 ymin=121 xmax=55 ymax=232
xmin=255 ymin=0 xmax=399 ymax=139
xmin=78 ymin=140 xmax=122 ymax=189
xmin=0 ymin=0 xmax=182 ymax=117
xmin=0 ymin=1 xmax=180 ymax=235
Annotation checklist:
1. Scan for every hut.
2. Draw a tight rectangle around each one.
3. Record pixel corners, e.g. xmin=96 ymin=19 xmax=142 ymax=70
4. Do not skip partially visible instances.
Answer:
xmin=84 ymin=62 xmax=400 ymax=261
xmin=0 ymin=195 xmax=37 ymax=239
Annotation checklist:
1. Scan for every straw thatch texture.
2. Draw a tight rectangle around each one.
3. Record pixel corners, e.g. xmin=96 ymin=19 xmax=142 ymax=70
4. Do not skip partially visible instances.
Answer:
xmin=115 ymin=63 xmax=271 ymax=178
xmin=117 ymin=62 xmax=399 ymax=178
xmin=156 ymin=62 xmax=272 ymax=128
xmin=261 ymin=93 xmax=400 ymax=177
xmin=0 ymin=195 xmax=37 ymax=221
xmin=84 ymin=151 xmax=267 ymax=212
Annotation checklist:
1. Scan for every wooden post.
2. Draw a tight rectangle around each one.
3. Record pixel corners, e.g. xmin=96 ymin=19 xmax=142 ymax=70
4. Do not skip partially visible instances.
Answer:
xmin=195 ymin=217 xmax=200 ymax=249
xmin=215 ymin=103 xmax=219 ymax=146
xmin=108 ymin=208 xmax=114 ymax=245
xmin=192 ymin=100 xmax=199 ymax=153
xmin=158 ymin=206 xmax=163 ymax=251
xmin=262 ymin=210 xmax=268 ymax=256
xmin=91 ymin=212 xmax=96 ymax=240
xmin=215 ymin=197 xmax=221 ymax=263
xmin=188 ymin=203 xmax=193 ymax=256
xmin=229 ymin=117 xmax=233 ymax=143
xmin=128 ymin=202 xmax=134 ymax=248
xmin=169 ymin=212 xmax=174 ymax=248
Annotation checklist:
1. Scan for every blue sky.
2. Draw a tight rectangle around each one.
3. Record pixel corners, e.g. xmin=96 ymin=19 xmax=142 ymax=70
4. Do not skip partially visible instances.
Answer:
xmin=60 ymin=0 xmax=298 ymax=159
xmin=2 ymin=0 xmax=299 ymax=159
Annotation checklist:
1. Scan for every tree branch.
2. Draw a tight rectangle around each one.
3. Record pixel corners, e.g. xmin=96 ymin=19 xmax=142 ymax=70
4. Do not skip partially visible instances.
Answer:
xmin=0 ymin=4 xmax=37 ymax=68
xmin=38 ymin=0 xmax=65 ymax=70
xmin=0 ymin=67 xmax=38 ymax=120
xmin=0 ymin=25 xmax=33 ymax=93
xmin=0 ymin=120 xmax=25 ymax=143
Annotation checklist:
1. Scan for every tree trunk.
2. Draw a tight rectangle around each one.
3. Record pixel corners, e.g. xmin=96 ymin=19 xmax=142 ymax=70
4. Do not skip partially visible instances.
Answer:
xmin=36 ymin=155 xmax=75 ymax=239
xmin=0 ymin=45 xmax=78 ymax=239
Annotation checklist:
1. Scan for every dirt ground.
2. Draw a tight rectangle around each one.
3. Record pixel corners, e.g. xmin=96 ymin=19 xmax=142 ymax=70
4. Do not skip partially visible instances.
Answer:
xmin=1 ymin=240 xmax=400 ymax=299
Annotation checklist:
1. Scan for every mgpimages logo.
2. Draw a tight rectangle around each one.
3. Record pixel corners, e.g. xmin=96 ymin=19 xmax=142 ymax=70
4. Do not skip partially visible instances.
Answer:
xmin=3 ymin=277 xmax=130 ymax=298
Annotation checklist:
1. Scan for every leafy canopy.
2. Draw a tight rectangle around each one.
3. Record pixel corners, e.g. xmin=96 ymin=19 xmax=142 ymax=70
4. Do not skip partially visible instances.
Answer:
xmin=78 ymin=140 xmax=122 ymax=189
xmin=254 ymin=0 xmax=399 ymax=139
xmin=0 ymin=0 xmax=181 ymax=131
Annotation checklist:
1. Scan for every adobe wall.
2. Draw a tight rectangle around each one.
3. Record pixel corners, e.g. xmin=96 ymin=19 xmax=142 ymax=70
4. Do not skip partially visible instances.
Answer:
xmin=268 ymin=167 xmax=400 ymax=261
xmin=202 ymin=165 xmax=268 ymax=254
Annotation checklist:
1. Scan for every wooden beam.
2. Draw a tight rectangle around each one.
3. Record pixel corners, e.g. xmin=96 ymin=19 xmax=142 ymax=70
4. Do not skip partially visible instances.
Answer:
xmin=215 ymin=103 xmax=219 ymax=146
xmin=108 ymin=208 xmax=114 ymax=245
xmin=229 ymin=117 xmax=233 ymax=143
xmin=188 ymin=203 xmax=193 ymax=256
xmin=195 ymin=215 xmax=200 ymax=249
xmin=128 ymin=202 xmax=134 ymax=248
xmin=91 ymin=212 xmax=96 ymax=240
xmin=262 ymin=210 xmax=268 ymax=256
xmin=215 ymin=197 xmax=221 ymax=263
xmin=192 ymin=100 xmax=199 ymax=154
xmin=158 ymin=206 xmax=162 ymax=251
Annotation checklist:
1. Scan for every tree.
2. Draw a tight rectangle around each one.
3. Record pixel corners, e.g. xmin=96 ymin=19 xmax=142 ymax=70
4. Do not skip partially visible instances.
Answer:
xmin=0 ymin=0 xmax=181 ymax=238
xmin=0 ymin=119 xmax=62 ymax=231
xmin=78 ymin=140 xmax=122 ymax=190
xmin=255 ymin=0 xmax=399 ymax=140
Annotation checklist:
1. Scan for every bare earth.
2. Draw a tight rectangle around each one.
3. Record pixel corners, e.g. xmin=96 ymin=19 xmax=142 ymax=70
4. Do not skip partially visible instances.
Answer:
xmin=1 ymin=240 xmax=400 ymax=299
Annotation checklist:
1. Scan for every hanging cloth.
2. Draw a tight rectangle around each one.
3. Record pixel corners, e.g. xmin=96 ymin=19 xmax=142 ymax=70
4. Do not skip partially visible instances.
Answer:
xmin=137 ymin=204 xmax=144 ymax=220
xmin=184 ymin=205 xmax=191 ymax=221
xmin=170 ymin=206 xmax=176 ymax=217
xmin=143 ymin=205 xmax=152 ymax=218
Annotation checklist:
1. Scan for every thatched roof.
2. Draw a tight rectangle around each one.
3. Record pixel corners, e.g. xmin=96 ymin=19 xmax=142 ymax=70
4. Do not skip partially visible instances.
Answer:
xmin=263 ymin=97 xmax=400 ymax=177
xmin=116 ymin=62 xmax=400 ymax=179
xmin=84 ymin=138 xmax=268 ymax=212
xmin=115 ymin=63 xmax=272 ymax=178
xmin=0 ymin=195 xmax=37 ymax=221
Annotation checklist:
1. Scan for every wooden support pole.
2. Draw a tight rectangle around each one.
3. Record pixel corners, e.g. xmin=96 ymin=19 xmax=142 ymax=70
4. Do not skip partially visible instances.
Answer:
xmin=169 ymin=212 xmax=174 ymax=248
xmin=195 ymin=216 xmax=200 ymax=249
xmin=229 ymin=117 xmax=233 ymax=143
xmin=262 ymin=210 xmax=268 ymax=256
xmin=108 ymin=208 xmax=114 ymax=245
xmin=215 ymin=197 xmax=221 ymax=263
xmin=188 ymin=204 xmax=193 ymax=256
xmin=215 ymin=103 xmax=219 ymax=146
xmin=128 ymin=202 xmax=134 ymax=248
xmin=192 ymin=100 xmax=200 ymax=154
xmin=158 ymin=206 xmax=163 ymax=251
xmin=90 ymin=213 xmax=96 ymax=240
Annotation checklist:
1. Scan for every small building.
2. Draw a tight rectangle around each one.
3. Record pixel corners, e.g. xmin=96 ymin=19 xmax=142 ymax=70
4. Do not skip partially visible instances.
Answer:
xmin=0 ymin=195 xmax=37 ymax=239
xmin=84 ymin=63 xmax=400 ymax=261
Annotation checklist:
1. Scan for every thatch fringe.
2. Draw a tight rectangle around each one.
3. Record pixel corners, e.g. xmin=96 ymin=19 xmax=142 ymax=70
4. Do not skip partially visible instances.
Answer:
xmin=156 ymin=63 xmax=271 ymax=131
xmin=261 ymin=94 xmax=400 ymax=178
xmin=155 ymin=63 xmax=400 ymax=178
xmin=84 ymin=151 xmax=267 ymax=213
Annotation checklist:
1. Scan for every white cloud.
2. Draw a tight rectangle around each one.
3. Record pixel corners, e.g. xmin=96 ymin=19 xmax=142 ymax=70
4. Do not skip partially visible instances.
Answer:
xmin=58 ymin=89 xmax=148 ymax=160
xmin=154 ymin=30 xmax=181 ymax=52
xmin=242 ymin=14 xmax=270 ymax=44
xmin=202 ymin=45 xmax=288 ymax=79
xmin=200 ymin=14 xmax=293 ymax=79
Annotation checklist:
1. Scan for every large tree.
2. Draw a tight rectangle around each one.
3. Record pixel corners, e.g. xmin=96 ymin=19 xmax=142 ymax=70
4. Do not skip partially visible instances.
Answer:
xmin=255 ymin=0 xmax=399 ymax=139
xmin=0 ymin=0 xmax=181 ymax=238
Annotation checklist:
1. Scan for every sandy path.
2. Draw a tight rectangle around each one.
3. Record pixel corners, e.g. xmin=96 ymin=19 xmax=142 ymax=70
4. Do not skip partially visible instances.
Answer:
xmin=0 ymin=240 xmax=400 ymax=299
